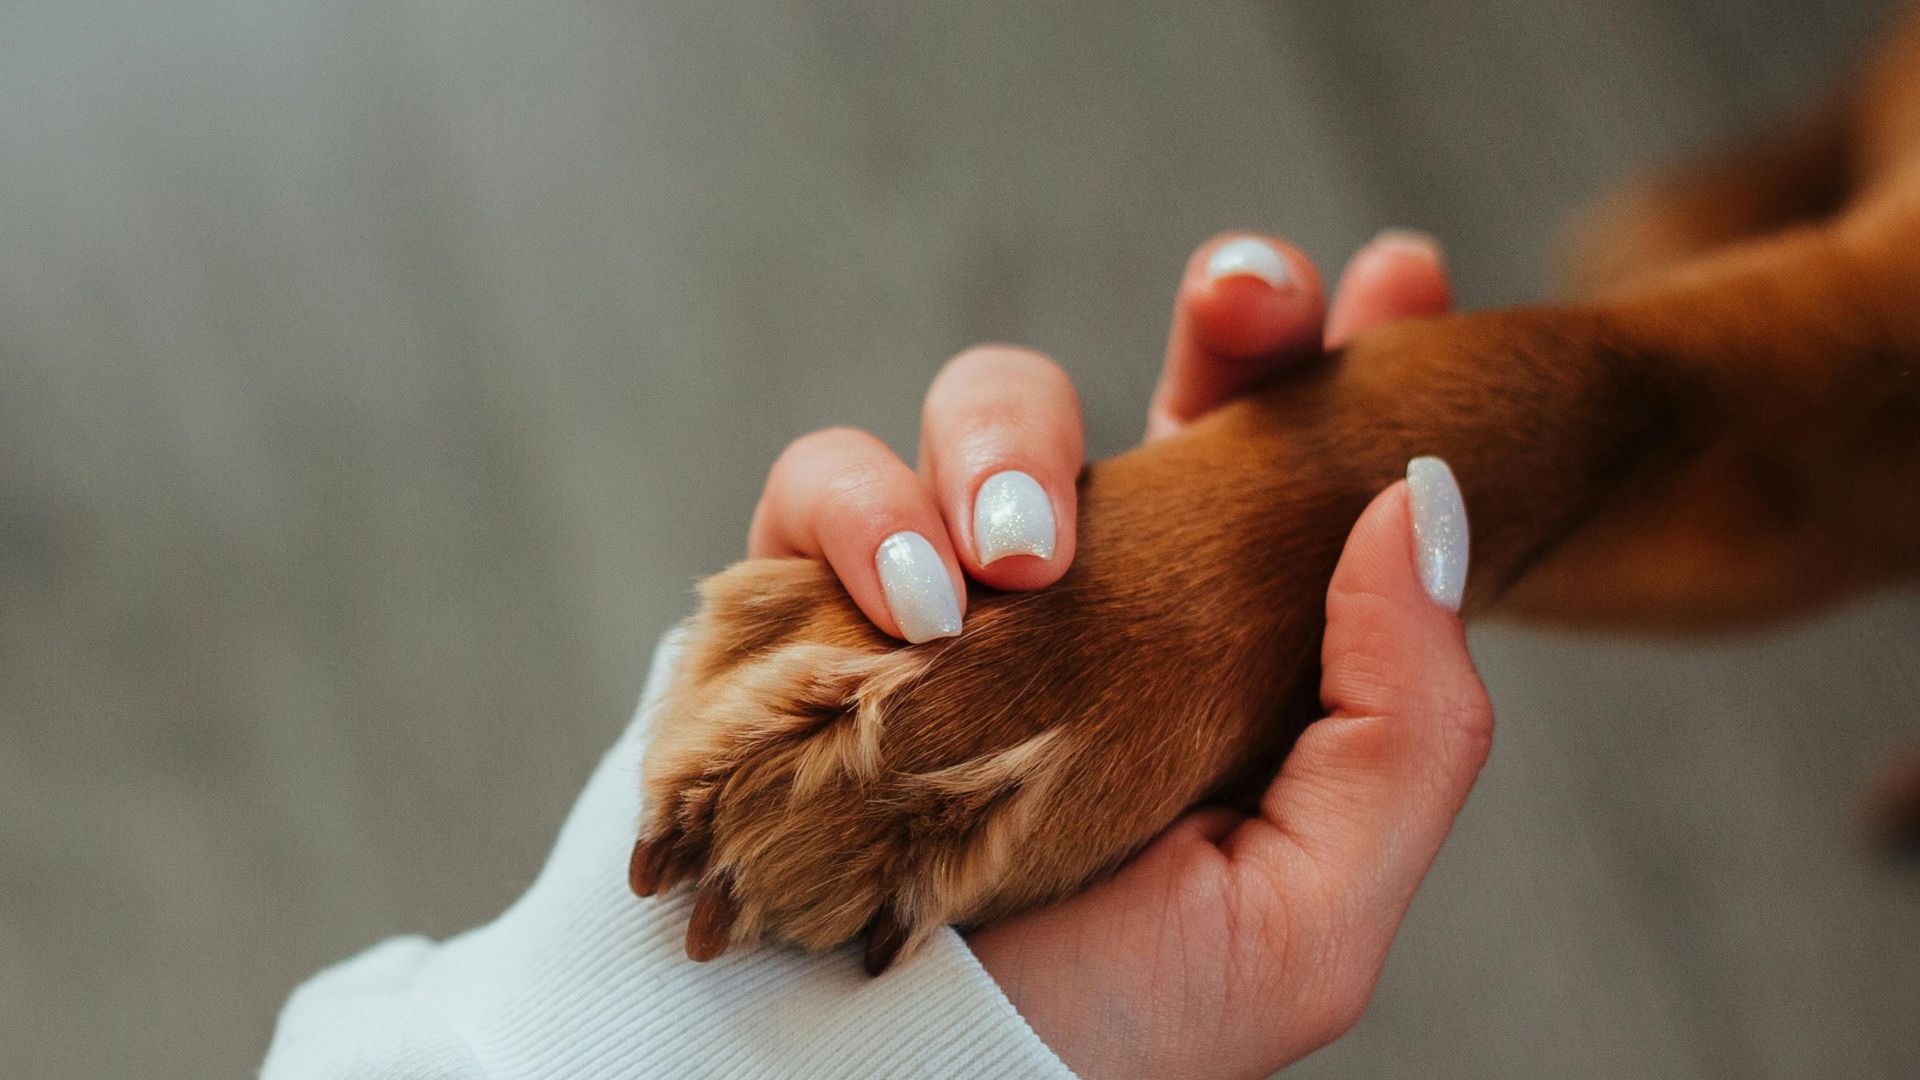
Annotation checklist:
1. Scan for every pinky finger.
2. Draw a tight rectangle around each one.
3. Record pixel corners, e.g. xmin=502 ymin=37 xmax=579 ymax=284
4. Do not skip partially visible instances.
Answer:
xmin=1324 ymin=230 xmax=1452 ymax=348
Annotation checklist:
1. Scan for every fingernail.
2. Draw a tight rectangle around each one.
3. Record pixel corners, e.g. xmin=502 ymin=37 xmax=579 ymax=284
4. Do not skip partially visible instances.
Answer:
xmin=875 ymin=531 xmax=963 ymax=642
xmin=1204 ymin=236 xmax=1291 ymax=288
xmin=1371 ymin=228 xmax=1444 ymax=264
xmin=973 ymin=470 xmax=1056 ymax=565
xmin=1406 ymin=456 xmax=1469 ymax=612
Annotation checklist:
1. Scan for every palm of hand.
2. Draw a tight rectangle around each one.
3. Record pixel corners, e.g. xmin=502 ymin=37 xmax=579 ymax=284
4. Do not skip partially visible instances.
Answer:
xmin=973 ymin=485 xmax=1489 ymax=1080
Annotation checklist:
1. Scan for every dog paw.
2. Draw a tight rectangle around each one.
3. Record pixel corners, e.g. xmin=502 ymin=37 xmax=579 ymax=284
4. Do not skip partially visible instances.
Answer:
xmin=631 ymin=559 xmax=1112 ymax=971
xmin=630 ymin=477 xmax=1328 ymax=971
xmin=625 ymin=383 xmax=1396 ymax=971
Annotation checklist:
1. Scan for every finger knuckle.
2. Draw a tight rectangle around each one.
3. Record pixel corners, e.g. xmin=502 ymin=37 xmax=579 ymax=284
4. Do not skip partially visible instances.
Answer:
xmin=949 ymin=403 xmax=1039 ymax=450
xmin=820 ymin=458 xmax=898 ymax=503
xmin=1285 ymin=956 xmax=1378 ymax=1050
xmin=1440 ymin=681 xmax=1496 ymax=756
xmin=768 ymin=428 xmax=884 ymax=487
xmin=1318 ymin=984 xmax=1374 ymax=1043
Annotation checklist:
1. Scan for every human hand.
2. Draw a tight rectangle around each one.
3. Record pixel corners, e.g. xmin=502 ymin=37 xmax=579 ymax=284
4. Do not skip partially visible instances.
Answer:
xmin=744 ymin=229 xmax=1452 ymax=640
xmin=748 ymin=229 xmax=1478 ymax=1079
xmin=968 ymin=459 xmax=1489 ymax=1078
xmin=265 ymin=229 xmax=1477 ymax=1080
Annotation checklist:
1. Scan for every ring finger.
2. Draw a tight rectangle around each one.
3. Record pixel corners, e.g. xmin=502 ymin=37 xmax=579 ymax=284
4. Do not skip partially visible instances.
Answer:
xmin=920 ymin=345 xmax=1084 ymax=592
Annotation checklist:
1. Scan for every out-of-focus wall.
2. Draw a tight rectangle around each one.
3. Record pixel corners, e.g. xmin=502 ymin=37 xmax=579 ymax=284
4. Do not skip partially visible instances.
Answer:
xmin=0 ymin=2 xmax=1912 ymax=1077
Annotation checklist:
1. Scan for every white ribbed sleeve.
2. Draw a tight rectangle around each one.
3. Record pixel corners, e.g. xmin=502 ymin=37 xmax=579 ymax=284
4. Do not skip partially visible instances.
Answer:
xmin=260 ymin=633 xmax=1075 ymax=1079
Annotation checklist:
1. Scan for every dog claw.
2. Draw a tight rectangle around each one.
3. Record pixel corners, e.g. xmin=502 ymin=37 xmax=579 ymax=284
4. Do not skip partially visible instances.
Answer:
xmin=629 ymin=836 xmax=673 ymax=897
xmin=685 ymin=875 xmax=739 ymax=961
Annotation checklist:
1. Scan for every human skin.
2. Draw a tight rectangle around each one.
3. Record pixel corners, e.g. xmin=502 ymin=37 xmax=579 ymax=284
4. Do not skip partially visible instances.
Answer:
xmin=735 ymin=231 xmax=1488 ymax=1077
xmin=639 ymin=16 xmax=1920 ymax=1063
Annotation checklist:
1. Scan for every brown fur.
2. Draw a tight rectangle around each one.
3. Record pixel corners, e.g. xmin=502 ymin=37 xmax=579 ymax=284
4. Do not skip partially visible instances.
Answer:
xmin=633 ymin=4 xmax=1920 ymax=967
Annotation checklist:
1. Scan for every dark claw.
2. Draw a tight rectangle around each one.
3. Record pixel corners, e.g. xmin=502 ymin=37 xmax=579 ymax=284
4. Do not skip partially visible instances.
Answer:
xmin=629 ymin=836 xmax=674 ymax=897
xmin=685 ymin=875 xmax=739 ymax=961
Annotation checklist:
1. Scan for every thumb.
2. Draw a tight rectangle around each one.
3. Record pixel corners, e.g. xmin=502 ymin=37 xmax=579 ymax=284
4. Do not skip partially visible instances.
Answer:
xmin=1258 ymin=457 xmax=1492 ymax=915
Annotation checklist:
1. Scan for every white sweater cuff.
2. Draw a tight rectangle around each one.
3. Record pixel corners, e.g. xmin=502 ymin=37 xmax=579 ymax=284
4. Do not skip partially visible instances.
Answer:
xmin=261 ymin=633 xmax=1075 ymax=1079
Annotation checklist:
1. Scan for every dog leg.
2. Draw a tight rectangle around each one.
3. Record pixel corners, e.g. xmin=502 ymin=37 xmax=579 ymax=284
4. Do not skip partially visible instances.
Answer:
xmin=633 ymin=208 xmax=1920 ymax=967
xmin=1560 ymin=105 xmax=1853 ymax=297
xmin=1561 ymin=3 xmax=1920 ymax=298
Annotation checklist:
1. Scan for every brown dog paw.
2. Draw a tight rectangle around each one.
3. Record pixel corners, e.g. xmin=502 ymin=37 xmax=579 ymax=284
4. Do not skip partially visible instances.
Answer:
xmin=631 ymin=560 xmax=1210 ymax=969
xmin=629 ymin=426 xmax=1340 ymax=969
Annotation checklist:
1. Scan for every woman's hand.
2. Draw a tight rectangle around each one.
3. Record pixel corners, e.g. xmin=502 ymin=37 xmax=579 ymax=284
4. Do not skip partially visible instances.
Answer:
xmin=746 ymin=229 xmax=1451 ymax=641
xmin=748 ymin=229 xmax=1476 ymax=1078
xmin=970 ymin=463 xmax=1489 ymax=1079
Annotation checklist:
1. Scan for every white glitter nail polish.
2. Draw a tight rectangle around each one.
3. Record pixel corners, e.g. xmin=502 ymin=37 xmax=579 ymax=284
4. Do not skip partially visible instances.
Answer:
xmin=972 ymin=470 xmax=1056 ymax=565
xmin=875 ymin=531 xmax=963 ymax=643
xmin=1407 ymin=456 xmax=1470 ymax=612
xmin=1204 ymin=236 xmax=1291 ymax=287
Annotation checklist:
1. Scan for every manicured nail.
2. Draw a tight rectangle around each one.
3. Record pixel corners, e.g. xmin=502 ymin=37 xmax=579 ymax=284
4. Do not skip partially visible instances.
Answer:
xmin=1204 ymin=236 xmax=1291 ymax=288
xmin=875 ymin=531 xmax=963 ymax=642
xmin=1406 ymin=456 xmax=1469 ymax=612
xmin=972 ymin=470 xmax=1056 ymax=565
xmin=1371 ymin=228 xmax=1444 ymax=264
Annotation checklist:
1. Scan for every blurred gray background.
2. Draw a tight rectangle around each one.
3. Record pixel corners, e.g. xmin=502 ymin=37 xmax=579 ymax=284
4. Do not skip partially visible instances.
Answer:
xmin=2 ymin=1 xmax=1917 ymax=1077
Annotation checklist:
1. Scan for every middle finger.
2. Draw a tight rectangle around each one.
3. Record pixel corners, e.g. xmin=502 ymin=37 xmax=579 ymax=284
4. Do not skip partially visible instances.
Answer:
xmin=920 ymin=345 xmax=1084 ymax=592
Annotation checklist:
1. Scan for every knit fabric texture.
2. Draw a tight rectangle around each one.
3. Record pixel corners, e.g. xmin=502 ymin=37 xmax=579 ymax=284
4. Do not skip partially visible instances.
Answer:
xmin=261 ymin=633 xmax=1074 ymax=1079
